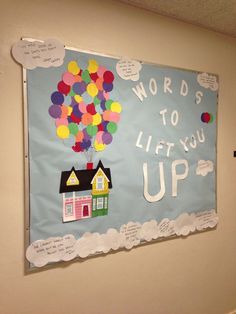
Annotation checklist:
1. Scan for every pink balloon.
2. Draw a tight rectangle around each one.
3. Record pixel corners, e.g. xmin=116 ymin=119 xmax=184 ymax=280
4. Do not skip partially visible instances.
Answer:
xmin=62 ymin=72 xmax=75 ymax=86
xmin=109 ymin=112 xmax=120 ymax=123
xmin=55 ymin=118 xmax=68 ymax=127
xmin=79 ymin=102 xmax=87 ymax=113
xmin=97 ymin=66 xmax=106 ymax=78
xmin=96 ymin=131 xmax=104 ymax=144
xmin=104 ymin=92 xmax=109 ymax=100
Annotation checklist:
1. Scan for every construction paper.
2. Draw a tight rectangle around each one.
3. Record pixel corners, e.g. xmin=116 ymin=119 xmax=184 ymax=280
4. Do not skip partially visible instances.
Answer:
xmin=12 ymin=39 xmax=65 ymax=69
xmin=23 ymin=43 xmax=218 ymax=268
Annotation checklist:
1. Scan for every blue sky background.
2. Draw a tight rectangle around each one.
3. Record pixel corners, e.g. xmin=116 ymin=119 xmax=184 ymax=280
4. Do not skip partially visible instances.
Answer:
xmin=27 ymin=49 xmax=218 ymax=242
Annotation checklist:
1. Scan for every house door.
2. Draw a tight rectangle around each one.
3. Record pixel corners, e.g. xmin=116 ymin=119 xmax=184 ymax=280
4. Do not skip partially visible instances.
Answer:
xmin=83 ymin=205 xmax=89 ymax=217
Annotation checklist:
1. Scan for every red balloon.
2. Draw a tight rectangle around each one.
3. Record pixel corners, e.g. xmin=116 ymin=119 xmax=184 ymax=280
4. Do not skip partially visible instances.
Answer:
xmin=70 ymin=113 xmax=81 ymax=124
xmin=103 ymin=71 xmax=114 ymax=83
xmin=87 ymin=103 xmax=97 ymax=115
xmin=57 ymin=81 xmax=71 ymax=95
xmin=90 ymin=72 xmax=99 ymax=82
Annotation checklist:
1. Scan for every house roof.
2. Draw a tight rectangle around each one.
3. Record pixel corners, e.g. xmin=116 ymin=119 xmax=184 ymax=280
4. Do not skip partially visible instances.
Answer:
xmin=59 ymin=160 xmax=112 ymax=194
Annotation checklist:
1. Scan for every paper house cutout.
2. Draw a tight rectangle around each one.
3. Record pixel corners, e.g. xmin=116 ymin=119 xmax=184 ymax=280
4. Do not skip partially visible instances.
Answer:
xmin=59 ymin=161 xmax=112 ymax=222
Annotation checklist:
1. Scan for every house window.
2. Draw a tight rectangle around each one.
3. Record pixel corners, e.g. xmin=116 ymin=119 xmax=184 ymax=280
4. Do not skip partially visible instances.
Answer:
xmin=65 ymin=203 xmax=73 ymax=216
xmin=96 ymin=176 xmax=104 ymax=190
xmin=93 ymin=198 xmax=96 ymax=210
xmin=104 ymin=197 xmax=108 ymax=209
xmin=97 ymin=197 xmax=104 ymax=209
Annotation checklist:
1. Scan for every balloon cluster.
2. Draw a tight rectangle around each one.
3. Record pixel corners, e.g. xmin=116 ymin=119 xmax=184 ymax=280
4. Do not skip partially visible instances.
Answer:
xmin=49 ymin=59 xmax=122 ymax=153
xmin=201 ymin=112 xmax=214 ymax=124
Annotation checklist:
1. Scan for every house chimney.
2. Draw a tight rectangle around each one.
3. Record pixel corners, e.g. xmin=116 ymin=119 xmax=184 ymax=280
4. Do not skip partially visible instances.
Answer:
xmin=86 ymin=162 xmax=93 ymax=170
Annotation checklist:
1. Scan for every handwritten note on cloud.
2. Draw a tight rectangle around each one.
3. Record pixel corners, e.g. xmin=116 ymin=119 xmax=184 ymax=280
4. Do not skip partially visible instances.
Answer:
xmin=116 ymin=59 xmax=142 ymax=81
xmin=197 ymin=72 xmax=218 ymax=91
xmin=196 ymin=160 xmax=213 ymax=176
xmin=12 ymin=39 xmax=65 ymax=69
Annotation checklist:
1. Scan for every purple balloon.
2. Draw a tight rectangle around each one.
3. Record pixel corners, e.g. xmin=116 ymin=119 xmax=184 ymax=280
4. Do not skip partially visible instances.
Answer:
xmin=97 ymin=90 xmax=105 ymax=101
xmin=72 ymin=81 xmax=86 ymax=95
xmin=70 ymin=98 xmax=78 ymax=107
xmin=51 ymin=91 xmax=64 ymax=105
xmin=48 ymin=104 xmax=62 ymax=118
xmin=102 ymin=121 xmax=109 ymax=132
xmin=81 ymin=139 xmax=91 ymax=149
xmin=100 ymin=100 xmax=106 ymax=111
xmin=73 ymin=105 xmax=82 ymax=118
xmin=103 ymin=82 xmax=113 ymax=92
xmin=83 ymin=129 xmax=91 ymax=141
xmin=102 ymin=132 xmax=113 ymax=144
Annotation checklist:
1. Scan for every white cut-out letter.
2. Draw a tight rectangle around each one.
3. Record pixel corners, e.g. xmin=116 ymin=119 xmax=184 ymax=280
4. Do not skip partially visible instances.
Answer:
xmin=160 ymin=109 xmax=167 ymax=125
xmin=149 ymin=78 xmax=157 ymax=95
xmin=132 ymin=82 xmax=147 ymax=102
xmin=180 ymin=80 xmax=188 ymax=96
xmin=136 ymin=131 xmax=143 ymax=148
xmin=146 ymin=136 xmax=152 ymax=152
xmin=197 ymin=128 xmax=205 ymax=143
xmin=171 ymin=110 xmax=179 ymax=126
xmin=189 ymin=135 xmax=197 ymax=148
xmin=155 ymin=141 xmax=164 ymax=155
xmin=172 ymin=159 xmax=189 ymax=197
xmin=164 ymin=77 xmax=172 ymax=94
xmin=195 ymin=91 xmax=203 ymax=104
xmin=143 ymin=162 xmax=165 ymax=202
xmin=166 ymin=142 xmax=175 ymax=157
xmin=179 ymin=137 xmax=189 ymax=152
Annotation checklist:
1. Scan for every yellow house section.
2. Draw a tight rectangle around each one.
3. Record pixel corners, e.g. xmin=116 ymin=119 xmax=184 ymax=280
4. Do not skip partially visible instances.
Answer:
xmin=91 ymin=168 xmax=109 ymax=196
xmin=66 ymin=171 xmax=79 ymax=186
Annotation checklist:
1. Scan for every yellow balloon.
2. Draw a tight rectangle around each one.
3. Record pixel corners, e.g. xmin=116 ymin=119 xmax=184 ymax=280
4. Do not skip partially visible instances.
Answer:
xmin=94 ymin=140 xmax=106 ymax=151
xmin=88 ymin=59 xmax=98 ymax=73
xmin=67 ymin=106 xmax=73 ymax=116
xmin=111 ymin=102 xmax=122 ymax=113
xmin=87 ymin=83 xmax=98 ymax=97
xmin=92 ymin=113 xmax=102 ymax=126
xmin=74 ymin=94 xmax=83 ymax=103
xmin=68 ymin=61 xmax=80 ymax=75
xmin=57 ymin=125 xmax=70 ymax=139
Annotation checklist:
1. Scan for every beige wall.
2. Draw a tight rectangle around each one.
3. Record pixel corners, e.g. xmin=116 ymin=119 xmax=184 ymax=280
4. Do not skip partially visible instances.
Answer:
xmin=0 ymin=0 xmax=236 ymax=313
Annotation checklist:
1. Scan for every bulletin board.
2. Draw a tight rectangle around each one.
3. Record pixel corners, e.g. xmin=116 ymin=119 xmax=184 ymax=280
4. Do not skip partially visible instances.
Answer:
xmin=15 ymin=39 xmax=218 ymax=270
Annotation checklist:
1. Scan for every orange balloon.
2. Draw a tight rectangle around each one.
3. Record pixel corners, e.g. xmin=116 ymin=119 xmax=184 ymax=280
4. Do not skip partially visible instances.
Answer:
xmin=82 ymin=113 xmax=93 ymax=125
xmin=96 ymin=77 xmax=104 ymax=91
xmin=61 ymin=105 xmax=68 ymax=118
xmin=75 ymin=130 xmax=84 ymax=142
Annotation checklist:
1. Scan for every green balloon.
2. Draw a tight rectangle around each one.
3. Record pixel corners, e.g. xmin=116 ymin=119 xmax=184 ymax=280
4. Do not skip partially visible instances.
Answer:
xmin=107 ymin=122 xmax=117 ymax=134
xmin=68 ymin=123 xmax=78 ymax=135
xmin=87 ymin=124 xmax=98 ymax=137
xmin=105 ymin=99 xmax=113 ymax=110
xmin=69 ymin=89 xmax=76 ymax=97
xmin=82 ymin=70 xmax=91 ymax=84
xmin=209 ymin=114 xmax=214 ymax=123
xmin=94 ymin=96 xmax=100 ymax=106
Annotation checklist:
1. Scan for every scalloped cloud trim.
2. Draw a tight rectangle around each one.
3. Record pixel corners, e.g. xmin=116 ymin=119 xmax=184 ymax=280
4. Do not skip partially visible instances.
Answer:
xmin=26 ymin=209 xmax=218 ymax=267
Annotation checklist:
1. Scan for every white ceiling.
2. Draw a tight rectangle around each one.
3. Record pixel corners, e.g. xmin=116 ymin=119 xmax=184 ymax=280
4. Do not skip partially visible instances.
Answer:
xmin=119 ymin=0 xmax=236 ymax=38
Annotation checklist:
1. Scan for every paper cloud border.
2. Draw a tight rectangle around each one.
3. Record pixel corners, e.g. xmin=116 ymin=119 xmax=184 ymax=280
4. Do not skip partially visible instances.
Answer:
xmin=26 ymin=209 xmax=218 ymax=267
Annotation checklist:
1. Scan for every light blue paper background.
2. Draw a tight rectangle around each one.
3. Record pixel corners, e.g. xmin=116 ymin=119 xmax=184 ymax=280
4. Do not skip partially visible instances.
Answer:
xmin=27 ymin=49 xmax=217 ymax=243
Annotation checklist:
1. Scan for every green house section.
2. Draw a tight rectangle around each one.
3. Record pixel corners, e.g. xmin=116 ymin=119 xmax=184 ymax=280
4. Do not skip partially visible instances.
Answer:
xmin=92 ymin=194 xmax=109 ymax=217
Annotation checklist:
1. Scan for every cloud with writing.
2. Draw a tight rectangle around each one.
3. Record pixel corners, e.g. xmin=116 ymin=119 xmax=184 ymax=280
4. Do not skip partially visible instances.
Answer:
xmin=116 ymin=58 xmax=142 ymax=81
xmin=196 ymin=160 xmax=214 ymax=176
xmin=12 ymin=38 xmax=65 ymax=69
xmin=197 ymin=72 xmax=218 ymax=91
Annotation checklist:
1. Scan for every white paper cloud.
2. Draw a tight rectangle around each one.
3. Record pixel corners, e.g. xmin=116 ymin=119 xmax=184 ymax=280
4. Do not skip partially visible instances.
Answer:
xmin=26 ymin=210 xmax=218 ymax=267
xmin=26 ymin=234 xmax=77 ymax=267
xmin=140 ymin=220 xmax=158 ymax=241
xmin=197 ymin=72 xmax=218 ymax=91
xmin=196 ymin=160 xmax=214 ymax=176
xmin=116 ymin=58 xmax=142 ymax=81
xmin=12 ymin=39 xmax=65 ymax=69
